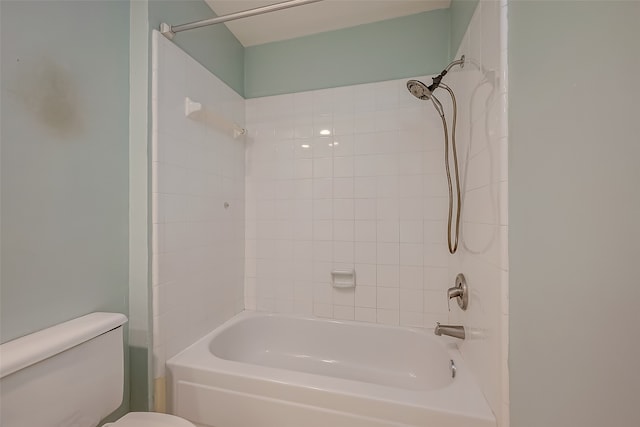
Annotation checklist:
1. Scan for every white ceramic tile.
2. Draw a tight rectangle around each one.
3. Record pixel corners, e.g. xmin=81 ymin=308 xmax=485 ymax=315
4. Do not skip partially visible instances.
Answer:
xmin=377 ymin=242 xmax=399 ymax=265
xmin=313 ymin=240 xmax=333 ymax=262
xmin=423 ymin=197 xmax=448 ymax=221
xmin=355 ymin=220 xmax=376 ymax=242
xmin=333 ymin=116 xmax=354 ymax=137
xmin=313 ymin=157 xmax=333 ymax=178
xmin=377 ymin=198 xmax=400 ymax=220
xmin=355 ymin=307 xmax=377 ymax=323
xmin=292 ymin=241 xmax=313 ymax=261
xmin=424 ymin=267 xmax=449 ymax=291
xmin=294 ymin=158 xmax=313 ymax=179
xmin=466 ymin=147 xmax=492 ymax=191
xmin=332 ymin=286 xmax=355 ymax=305
xmin=354 ymin=198 xmax=376 ymax=220
xmin=400 ymin=289 xmax=424 ymax=313
xmin=295 ymin=179 xmax=313 ymax=200
xmin=355 ymin=285 xmax=377 ymax=308
xmin=313 ymin=178 xmax=333 ymax=199
xmin=377 ymin=265 xmax=399 ymax=287
xmin=399 ymin=197 xmax=424 ymax=221
xmin=333 ymin=199 xmax=354 ymax=220
xmin=333 ymin=177 xmax=354 ymax=199
xmin=333 ymin=156 xmax=354 ymax=177
xmin=463 ymin=185 xmax=497 ymax=225
xmin=376 ymin=309 xmax=399 ymax=326
xmin=312 ymin=282 xmax=332 ymax=304
xmin=354 ymin=133 xmax=376 ymax=156
xmin=354 ymin=155 xmax=378 ymax=177
xmin=377 ymin=287 xmax=399 ymax=310
xmin=423 ymin=220 xmax=446 ymax=244
xmin=333 ymin=241 xmax=354 ymax=263
xmin=353 ymin=112 xmax=376 ymax=134
xmin=398 ymin=220 xmax=422 ymax=244
xmin=400 ymin=311 xmax=424 ymax=328
xmin=313 ymin=261 xmax=333 ymax=283
xmin=397 ymin=152 xmax=423 ymax=175
xmin=424 ymin=290 xmax=448 ymax=314
xmin=313 ymin=303 xmax=333 ymax=318
xmin=399 ymin=243 xmax=423 ymax=266
xmin=333 ymin=220 xmax=354 ymax=241
xmin=377 ymin=221 xmax=399 ymax=243
xmin=376 ymin=175 xmax=398 ymax=198
xmin=423 ymin=243 xmax=449 ymax=267
xmin=354 ymin=263 xmax=376 ymax=286
xmin=399 ymin=265 xmax=423 ymax=289
xmin=333 ymin=305 xmax=355 ymax=321
xmin=354 ymin=177 xmax=377 ymax=198
xmin=354 ymin=242 xmax=377 ymax=264
xmin=313 ymin=199 xmax=333 ymax=219
xmin=397 ymin=175 xmax=423 ymax=198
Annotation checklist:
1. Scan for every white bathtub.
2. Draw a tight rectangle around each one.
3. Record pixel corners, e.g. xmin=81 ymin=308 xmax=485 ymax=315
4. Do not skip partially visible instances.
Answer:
xmin=167 ymin=312 xmax=495 ymax=427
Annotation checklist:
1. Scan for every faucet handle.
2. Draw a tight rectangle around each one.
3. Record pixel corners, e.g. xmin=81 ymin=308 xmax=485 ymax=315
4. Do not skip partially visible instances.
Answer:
xmin=447 ymin=286 xmax=464 ymax=299
xmin=448 ymin=274 xmax=468 ymax=311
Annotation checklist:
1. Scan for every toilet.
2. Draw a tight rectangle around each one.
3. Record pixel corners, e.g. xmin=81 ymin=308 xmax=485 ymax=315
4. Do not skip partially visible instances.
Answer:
xmin=0 ymin=312 xmax=195 ymax=427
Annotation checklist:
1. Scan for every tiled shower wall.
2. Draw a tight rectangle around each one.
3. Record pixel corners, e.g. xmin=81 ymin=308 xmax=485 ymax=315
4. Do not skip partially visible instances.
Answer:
xmin=151 ymin=32 xmax=245 ymax=380
xmin=447 ymin=1 xmax=509 ymax=426
xmin=244 ymin=2 xmax=508 ymax=425
xmin=244 ymin=79 xmax=455 ymax=327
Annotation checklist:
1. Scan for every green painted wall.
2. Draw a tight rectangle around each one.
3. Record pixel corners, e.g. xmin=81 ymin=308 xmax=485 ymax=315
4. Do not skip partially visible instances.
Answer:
xmin=148 ymin=0 xmax=245 ymax=96
xmin=0 ymin=0 xmax=131 ymax=417
xmin=449 ymin=0 xmax=479 ymax=58
xmin=244 ymin=9 xmax=451 ymax=98
xmin=509 ymin=1 xmax=640 ymax=426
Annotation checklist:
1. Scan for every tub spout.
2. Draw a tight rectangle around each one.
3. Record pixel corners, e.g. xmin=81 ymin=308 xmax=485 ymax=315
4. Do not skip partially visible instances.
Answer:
xmin=434 ymin=322 xmax=465 ymax=340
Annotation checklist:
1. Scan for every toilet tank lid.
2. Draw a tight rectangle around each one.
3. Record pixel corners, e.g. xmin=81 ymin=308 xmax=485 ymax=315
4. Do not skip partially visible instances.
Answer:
xmin=0 ymin=312 xmax=127 ymax=379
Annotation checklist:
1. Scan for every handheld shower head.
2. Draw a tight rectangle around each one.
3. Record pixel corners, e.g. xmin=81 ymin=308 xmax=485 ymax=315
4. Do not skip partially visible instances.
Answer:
xmin=406 ymin=55 xmax=466 ymax=255
xmin=407 ymin=80 xmax=433 ymax=100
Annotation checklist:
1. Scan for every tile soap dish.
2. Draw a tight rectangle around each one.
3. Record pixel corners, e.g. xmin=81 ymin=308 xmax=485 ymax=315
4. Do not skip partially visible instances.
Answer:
xmin=331 ymin=269 xmax=356 ymax=288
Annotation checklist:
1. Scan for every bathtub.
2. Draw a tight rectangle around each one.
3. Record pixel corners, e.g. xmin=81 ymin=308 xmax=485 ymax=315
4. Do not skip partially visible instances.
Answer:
xmin=167 ymin=312 xmax=495 ymax=427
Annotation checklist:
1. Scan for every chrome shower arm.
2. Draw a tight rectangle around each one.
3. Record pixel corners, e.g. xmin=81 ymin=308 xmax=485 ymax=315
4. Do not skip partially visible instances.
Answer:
xmin=443 ymin=55 xmax=465 ymax=73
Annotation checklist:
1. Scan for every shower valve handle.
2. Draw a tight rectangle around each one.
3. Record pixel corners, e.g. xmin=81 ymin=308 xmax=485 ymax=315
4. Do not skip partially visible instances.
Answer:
xmin=447 ymin=274 xmax=468 ymax=311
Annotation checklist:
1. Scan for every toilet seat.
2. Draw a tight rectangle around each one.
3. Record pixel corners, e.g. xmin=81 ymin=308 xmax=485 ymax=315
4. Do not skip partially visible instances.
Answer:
xmin=106 ymin=412 xmax=196 ymax=427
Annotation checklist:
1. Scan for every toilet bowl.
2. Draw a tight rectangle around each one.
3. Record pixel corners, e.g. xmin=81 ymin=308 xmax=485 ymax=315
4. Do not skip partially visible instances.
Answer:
xmin=105 ymin=412 xmax=196 ymax=427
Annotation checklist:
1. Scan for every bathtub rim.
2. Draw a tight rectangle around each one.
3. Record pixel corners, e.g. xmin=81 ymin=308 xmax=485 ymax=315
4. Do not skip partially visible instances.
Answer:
xmin=166 ymin=310 xmax=496 ymax=424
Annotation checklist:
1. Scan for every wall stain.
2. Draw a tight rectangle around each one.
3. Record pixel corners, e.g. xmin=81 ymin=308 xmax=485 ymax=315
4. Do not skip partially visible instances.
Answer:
xmin=10 ymin=56 xmax=84 ymax=138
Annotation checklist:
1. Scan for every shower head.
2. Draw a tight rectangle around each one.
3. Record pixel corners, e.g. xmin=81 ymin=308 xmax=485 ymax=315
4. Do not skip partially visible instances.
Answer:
xmin=407 ymin=79 xmax=433 ymax=100
xmin=406 ymin=55 xmax=466 ymax=101
xmin=407 ymin=79 xmax=445 ymax=117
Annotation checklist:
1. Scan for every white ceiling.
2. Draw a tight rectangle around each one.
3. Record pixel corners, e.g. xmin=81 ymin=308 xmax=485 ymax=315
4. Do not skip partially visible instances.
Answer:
xmin=204 ymin=0 xmax=451 ymax=46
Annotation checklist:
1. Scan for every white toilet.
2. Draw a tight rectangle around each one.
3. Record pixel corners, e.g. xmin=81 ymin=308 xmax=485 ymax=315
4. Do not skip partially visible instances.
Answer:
xmin=0 ymin=312 xmax=195 ymax=427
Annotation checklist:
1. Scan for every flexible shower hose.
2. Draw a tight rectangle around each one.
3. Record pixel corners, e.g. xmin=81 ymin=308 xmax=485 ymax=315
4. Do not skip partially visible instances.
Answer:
xmin=436 ymin=84 xmax=461 ymax=255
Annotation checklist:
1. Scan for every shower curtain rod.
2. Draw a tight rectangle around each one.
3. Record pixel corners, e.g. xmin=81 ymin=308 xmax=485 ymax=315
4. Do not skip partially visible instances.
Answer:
xmin=160 ymin=0 xmax=324 ymax=40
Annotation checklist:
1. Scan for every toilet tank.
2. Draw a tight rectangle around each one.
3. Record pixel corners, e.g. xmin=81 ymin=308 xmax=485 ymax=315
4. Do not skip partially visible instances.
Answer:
xmin=0 ymin=313 xmax=128 ymax=427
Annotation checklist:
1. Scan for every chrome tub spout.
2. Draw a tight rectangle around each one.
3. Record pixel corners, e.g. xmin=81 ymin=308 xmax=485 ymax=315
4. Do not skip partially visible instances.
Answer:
xmin=434 ymin=322 xmax=465 ymax=340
